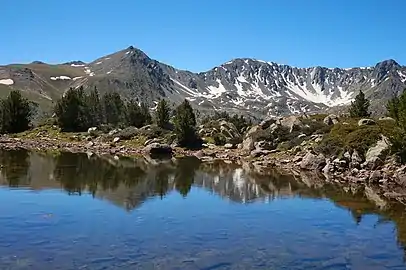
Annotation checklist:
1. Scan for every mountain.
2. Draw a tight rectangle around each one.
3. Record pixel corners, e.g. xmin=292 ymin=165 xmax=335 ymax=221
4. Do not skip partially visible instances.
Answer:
xmin=1 ymin=46 xmax=405 ymax=117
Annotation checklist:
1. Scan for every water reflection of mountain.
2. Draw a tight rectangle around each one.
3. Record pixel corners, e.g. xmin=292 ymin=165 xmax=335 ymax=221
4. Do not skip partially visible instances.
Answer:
xmin=0 ymin=150 xmax=278 ymax=207
xmin=3 ymin=150 xmax=406 ymax=249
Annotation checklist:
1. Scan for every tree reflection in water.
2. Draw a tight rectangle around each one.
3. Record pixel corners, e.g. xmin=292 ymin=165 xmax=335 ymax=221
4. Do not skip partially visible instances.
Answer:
xmin=2 ymin=149 xmax=406 ymax=252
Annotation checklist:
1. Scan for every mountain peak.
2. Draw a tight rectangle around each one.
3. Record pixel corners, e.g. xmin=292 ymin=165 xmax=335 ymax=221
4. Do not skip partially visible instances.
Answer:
xmin=376 ymin=59 xmax=400 ymax=68
xmin=31 ymin=61 xmax=46 ymax=65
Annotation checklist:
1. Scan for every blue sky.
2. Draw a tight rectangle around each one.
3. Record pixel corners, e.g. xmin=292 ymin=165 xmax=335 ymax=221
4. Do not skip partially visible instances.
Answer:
xmin=1 ymin=0 xmax=405 ymax=72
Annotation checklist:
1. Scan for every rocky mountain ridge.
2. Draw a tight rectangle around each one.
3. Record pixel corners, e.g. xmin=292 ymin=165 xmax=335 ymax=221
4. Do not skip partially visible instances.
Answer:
xmin=0 ymin=46 xmax=405 ymax=117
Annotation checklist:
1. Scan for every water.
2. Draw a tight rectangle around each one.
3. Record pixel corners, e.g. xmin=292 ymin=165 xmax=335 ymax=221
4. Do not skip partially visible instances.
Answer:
xmin=1 ymin=150 xmax=406 ymax=269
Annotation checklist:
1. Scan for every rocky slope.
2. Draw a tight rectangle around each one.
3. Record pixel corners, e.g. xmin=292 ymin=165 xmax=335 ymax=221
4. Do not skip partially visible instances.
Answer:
xmin=1 ymin=46 xmax=405 ymax=117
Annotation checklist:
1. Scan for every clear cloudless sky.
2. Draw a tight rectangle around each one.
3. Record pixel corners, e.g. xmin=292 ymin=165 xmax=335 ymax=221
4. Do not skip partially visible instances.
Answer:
xmin=1 ymin=0 xmax=405 ymax=72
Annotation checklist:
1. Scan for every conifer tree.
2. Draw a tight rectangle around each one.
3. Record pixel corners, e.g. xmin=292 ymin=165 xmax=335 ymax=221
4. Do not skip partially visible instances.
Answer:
xmin=349 ymin=90 xmax=371 ymax=118
xmin=156 ymin=99 xmax=171 ymax=129
xmin=102 ymin=92 xmax=126 ymax=126
xmin=54 ymin=87 xmax=89 ymax=131
xmin=86 ymin=86 xmax=102 ymax=127
xmin=387 ymin=88 xmax=406 ymax=129
xmin=0 ymin=90 xmax=32 ymax=133
xmin=126 ymin=100 xmax=144 ymax=127
xmin=140 ymin=102 xmax=152 ymax=126
xmin=174 ymin=99 xmax=198 ymax=147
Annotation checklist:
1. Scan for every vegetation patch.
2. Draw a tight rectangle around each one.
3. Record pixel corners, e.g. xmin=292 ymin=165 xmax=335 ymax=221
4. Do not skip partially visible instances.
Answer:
xmin=315 ymin=119 xmax=399 ymax=157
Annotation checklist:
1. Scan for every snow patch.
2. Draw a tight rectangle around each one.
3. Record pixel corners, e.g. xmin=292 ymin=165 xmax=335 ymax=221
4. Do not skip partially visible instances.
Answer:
xmin=398 ymin=71 xmax=406 ymax=83
xmin=72 ymin=76 xmax=83 ymax=81
xmin=0 ymin=79 xmax=14 ymax=85
xmin=71 ymin=64 xmax=85 ymax=67
xmin=285 ymin=74 xmax=352 ymax=106
xmin=39 ymin=92 xmax=52 ymax=101
xmin=84 ymin=67 xmax=95 ymax=77
xmin=236 ymin=75 xmax=248 ymax=83
xmin=171 ymin=78 xmax=200 ymax=97
xmin=50 ymin=76 xmax=71 ymax=81
xmin=207 ymin=79 xmax=227 ymax=98
xmin=96 ymin=61 xmax=103 ymax=65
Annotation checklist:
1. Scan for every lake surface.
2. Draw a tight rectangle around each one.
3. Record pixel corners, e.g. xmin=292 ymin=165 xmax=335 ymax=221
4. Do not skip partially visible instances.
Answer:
xmin=1 ymin=150 xmax=406 ymax=269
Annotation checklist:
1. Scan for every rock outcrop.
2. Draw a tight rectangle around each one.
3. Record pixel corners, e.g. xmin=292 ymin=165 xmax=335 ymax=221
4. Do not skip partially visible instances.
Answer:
xmin=300 ymin=152 xmax=326 ymax=171
xmin=358 ymin=119 xmax=376 ymax=126
xmin=363 ymin=135 xmax=391 ymax=169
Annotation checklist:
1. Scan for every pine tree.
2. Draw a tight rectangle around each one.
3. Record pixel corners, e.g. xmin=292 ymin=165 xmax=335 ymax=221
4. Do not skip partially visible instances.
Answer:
xmin=126 ymin=100 xmax=144 ymax=127
xmin=0 ymin=90 xmax=32 ymax=133
xmin=349 ymin=90 xmax=371 ymax=118
xmin=387 ymin=89 xmax=406 ymax=129
xmin=140 ymin=102 xmax=152 ymax=126
xmin=54 ymin=87 xmax=89 ymax=131
xmin=156 ymin=99 xmax=171 ymax=129
xmin=86 ymin=86 xmax=102 ymax=127
xmin=102 ymin=92 xmax=126 ymax=126
xmin=174 ymin=99 xmax=198 ymax=147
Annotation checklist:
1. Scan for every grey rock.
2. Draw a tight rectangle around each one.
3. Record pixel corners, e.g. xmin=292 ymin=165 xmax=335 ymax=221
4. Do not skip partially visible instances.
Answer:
xmin=358 ymin=118 xmax=376 ymax=126
xmin=300 ymin=152 xmax=326 ymax=171
xmin=113 ymin=137 xmax=120 ymax=143
xmin=378 ymin=117 xmax=396 ymax=122
xmin=245 ymin=125 xmax=262 ymax=138
xmin=108 ymin=129 xmax=119 ymax=136
xmin=394 ymin=165 xmax=406 ymax=186
xmin=369 ymin=171 xmax=382 ymax=184
xmin=259 ymin=118 xmax=276 ymax=129
xmin=87 ymin=127 xmax=97 ymax=134
xmin=363 ymin=135 xmax=391 ymax=169
xmin=343 ymin=151 xmax=351 ymax=161
xmin=224 ymin=143 xmax=234 ymax=149
xmin=86 ymin=141 xmax=94 ymax=147
xmin=298 ymin=134 xmax=307 ymax=139
xmin=255 ymin=140 xmax=274 ymax=151
xmin=322 ymin=160 xmax=332 ymax=175
xmin=250 ymin=149 xmax=270 ymax=158
xmin=280 ymin=115 xmax=303 ymax=133
xmin=323 ymin=114 xmax=339 ymax=125
xmin=242 ymin=136 xmax=255 ymax=151
xmin=143 ymin=143 xmax=173 ymax=156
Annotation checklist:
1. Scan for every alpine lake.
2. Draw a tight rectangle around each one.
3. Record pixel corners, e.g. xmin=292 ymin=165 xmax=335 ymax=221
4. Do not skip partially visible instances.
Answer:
xmin=1 ymin=149 xmax=406 ymax=269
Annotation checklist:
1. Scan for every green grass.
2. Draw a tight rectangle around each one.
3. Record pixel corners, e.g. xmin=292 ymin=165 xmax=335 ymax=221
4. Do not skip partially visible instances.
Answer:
xmin=315 ymin=118 xmax=400 ymax=157
xmin=14 ymin=124 xmax=85 ymax=142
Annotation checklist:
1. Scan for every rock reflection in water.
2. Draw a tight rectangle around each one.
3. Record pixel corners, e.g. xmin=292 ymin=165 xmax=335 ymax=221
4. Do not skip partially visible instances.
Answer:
xmin=2 ymin=149 xmax=406 ymax=252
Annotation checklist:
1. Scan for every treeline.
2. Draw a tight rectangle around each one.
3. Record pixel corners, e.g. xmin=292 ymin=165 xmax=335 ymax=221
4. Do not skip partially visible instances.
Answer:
xmin=55 ymin=87 xmax=199 ymax=147
xmin=55 ymin=87 xmax=152 ymax=131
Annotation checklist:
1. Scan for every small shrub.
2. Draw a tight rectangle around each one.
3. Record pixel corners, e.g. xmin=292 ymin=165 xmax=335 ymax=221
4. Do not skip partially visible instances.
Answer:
xmin=138 ymin=125 xmax=167 ymax=140
xmin=213 ymin=133 xmax=227 ymax=146
xmin=390 ymin=132 xmax=406 ymax=163
xmin=115 ymin=126 xmax=139 ymax=140
xmin=315 ymin=136 xmax=344 ymax=156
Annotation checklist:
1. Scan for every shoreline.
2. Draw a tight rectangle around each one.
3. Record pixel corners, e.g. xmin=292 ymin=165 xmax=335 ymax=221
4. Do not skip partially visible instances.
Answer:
xmin=1 ymin=136 xmax=406 ymax=207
